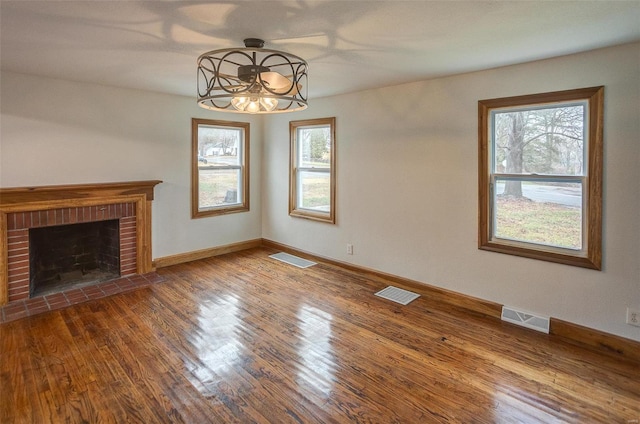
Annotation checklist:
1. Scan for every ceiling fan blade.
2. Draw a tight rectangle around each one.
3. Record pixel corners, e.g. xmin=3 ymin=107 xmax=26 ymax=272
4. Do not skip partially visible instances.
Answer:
xmin=260 ymin=71 xmax=290 ymax=89
xmin=210 ymin=84 xmax=245 ymax=91
xmin=216 ymin=72 xmax=241 ymax=80
xmin=271 ymin=83 xmax=301 ymax=96
xmin=260 ymin=71 xmax=303 ymax=95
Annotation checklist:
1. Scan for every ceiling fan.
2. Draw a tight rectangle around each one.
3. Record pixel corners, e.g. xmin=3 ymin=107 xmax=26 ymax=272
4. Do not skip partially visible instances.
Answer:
xmin=197 ymin=38 xmax=308 ymax=114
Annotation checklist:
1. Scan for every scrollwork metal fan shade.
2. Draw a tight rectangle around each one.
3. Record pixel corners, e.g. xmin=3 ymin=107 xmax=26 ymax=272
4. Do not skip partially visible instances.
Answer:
xmin=197 ymin=38 xmax=308 ymax=114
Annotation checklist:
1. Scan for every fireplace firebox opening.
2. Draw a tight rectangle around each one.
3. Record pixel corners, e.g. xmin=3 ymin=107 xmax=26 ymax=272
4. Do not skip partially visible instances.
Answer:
xmin=29 ymin=220 xmax=121 ymax=297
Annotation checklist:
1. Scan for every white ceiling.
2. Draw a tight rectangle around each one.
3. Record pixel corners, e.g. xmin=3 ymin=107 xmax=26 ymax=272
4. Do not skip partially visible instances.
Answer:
xmin=1 ymin=1 xmax=639 ymax=100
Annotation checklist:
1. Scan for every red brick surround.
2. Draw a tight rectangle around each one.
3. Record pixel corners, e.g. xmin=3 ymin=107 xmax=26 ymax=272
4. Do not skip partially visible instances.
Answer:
xmin=6 ymin=203 xmax=137 ymax=303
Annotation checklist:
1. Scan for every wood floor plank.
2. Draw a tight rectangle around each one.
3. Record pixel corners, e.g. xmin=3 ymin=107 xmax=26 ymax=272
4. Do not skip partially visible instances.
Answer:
xmin=1 ymin=320 xmax=31 ymax=423
xmin=1 ymin=247 xmax=639 ymax=423
xmin=91 ymin=293 xmax=231 ymax=423
xmin=74 ymin=301 xmax=184 ymax=423
xmin=130 ymin=284 xmax=281 ymax=423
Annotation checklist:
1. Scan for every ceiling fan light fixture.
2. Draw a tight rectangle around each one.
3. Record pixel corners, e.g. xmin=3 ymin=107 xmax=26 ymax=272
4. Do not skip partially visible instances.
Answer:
xmin=231 ymin=95 xmax=278 ymax=113
xmin=197 ymin=38 xmax=308 ymax=114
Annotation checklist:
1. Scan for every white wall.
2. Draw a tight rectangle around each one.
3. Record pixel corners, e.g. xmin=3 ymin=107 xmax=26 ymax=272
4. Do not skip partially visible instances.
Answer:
xmin=2 ymin=43 xmax=638 ymax=341
xmin=0 ymin=72 xmax=263 ymax=258
xmin=263 ymin=42 xmax=640 ymax=341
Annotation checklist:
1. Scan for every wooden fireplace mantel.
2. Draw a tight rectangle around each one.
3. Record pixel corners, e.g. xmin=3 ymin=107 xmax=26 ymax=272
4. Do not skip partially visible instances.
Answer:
xmin=0 ymin=180 xmax=162 ymax=305
xmin=0 ymin=180 xmax=161 ymax=207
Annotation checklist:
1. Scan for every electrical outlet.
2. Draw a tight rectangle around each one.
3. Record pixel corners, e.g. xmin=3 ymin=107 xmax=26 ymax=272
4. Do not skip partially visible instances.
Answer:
xmin=626 ymin=308 xmax=640 ymax=327
xmin=346 ymin=243 xmax=353 ymax=255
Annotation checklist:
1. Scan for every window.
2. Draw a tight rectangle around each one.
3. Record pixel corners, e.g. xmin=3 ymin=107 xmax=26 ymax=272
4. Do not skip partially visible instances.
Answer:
xmin=192 ymin=118 xmax=249 ymax=218
xmin=478 ymin=87 xmax=603 ymax=269
xmin=290 ymin=117 xmax=336 ymax=223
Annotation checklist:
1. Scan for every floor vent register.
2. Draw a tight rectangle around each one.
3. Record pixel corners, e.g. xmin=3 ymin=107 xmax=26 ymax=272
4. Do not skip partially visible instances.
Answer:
xmin=269 ymin=252 xmax=317 ymax=269
xmin=375 ymin=286 xmax=420 ymax=305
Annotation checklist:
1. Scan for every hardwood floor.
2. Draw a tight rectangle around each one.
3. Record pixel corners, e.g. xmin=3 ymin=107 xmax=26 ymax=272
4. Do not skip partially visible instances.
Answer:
xmin=1 ymin=247 xmax=638 ymax=423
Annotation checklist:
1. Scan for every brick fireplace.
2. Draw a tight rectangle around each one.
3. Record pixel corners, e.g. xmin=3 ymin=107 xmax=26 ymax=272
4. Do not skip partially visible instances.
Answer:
xmin=0 ymin=181 xmax=161 ymax=309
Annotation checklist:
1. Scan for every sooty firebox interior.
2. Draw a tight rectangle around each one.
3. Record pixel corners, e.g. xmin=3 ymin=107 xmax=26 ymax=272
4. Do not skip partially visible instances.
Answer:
xmin=29 ymin=220 xmax=120 ymax=297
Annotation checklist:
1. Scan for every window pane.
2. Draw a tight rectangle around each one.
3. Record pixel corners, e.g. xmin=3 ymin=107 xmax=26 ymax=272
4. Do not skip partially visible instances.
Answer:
xmin=199 ymin=168 xmax=241 ymax=209
xmin=493 ymin=104 xmax=585 ymax=176
xmin=198 ymin=127 xmax=241 ymax=166
xmin=297 ymin=126 xmax=331 ymax=169
xmin=494 ymin=179 xmax=582 ymax=250
xmin=298 ymin=171 xmax=330 ymax=211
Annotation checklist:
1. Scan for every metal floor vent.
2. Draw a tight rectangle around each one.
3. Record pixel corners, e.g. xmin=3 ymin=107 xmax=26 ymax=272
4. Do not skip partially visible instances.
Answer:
xmin=501 ymin=306 xmax=550 ymax=334
xmin=269 ymin=252 xmax=317 ymax=269
xmin=375 ymin=286 xmax=420 ymax=305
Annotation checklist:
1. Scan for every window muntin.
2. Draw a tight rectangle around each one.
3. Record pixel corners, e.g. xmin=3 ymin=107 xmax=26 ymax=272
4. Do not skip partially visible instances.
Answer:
xmin=478 ymin=87 xmax=603 ymax=269
xmin=192 ymin=118 xmax=249 ymax=218
xmin=290 ymin=118 xmax=336 ymax=223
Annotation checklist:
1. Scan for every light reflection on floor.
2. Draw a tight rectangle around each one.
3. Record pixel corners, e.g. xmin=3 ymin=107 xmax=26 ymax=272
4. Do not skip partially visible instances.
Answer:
xmin=296 ymin=304 xmax=336 ymax=398
xmin=190 ymin=294 xmax=243 ymax=395
xmin=493 ymin=386 xmax=569 ymax=423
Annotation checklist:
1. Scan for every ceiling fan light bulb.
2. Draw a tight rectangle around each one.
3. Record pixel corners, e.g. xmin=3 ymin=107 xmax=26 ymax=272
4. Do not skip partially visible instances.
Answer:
xmin=246 ymin=100 xmax=261 ymax=113
xmin=231 ymin=96 xmax=249 ymax=111
xmin=260 ymin=97 xmax=278 ymax=111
